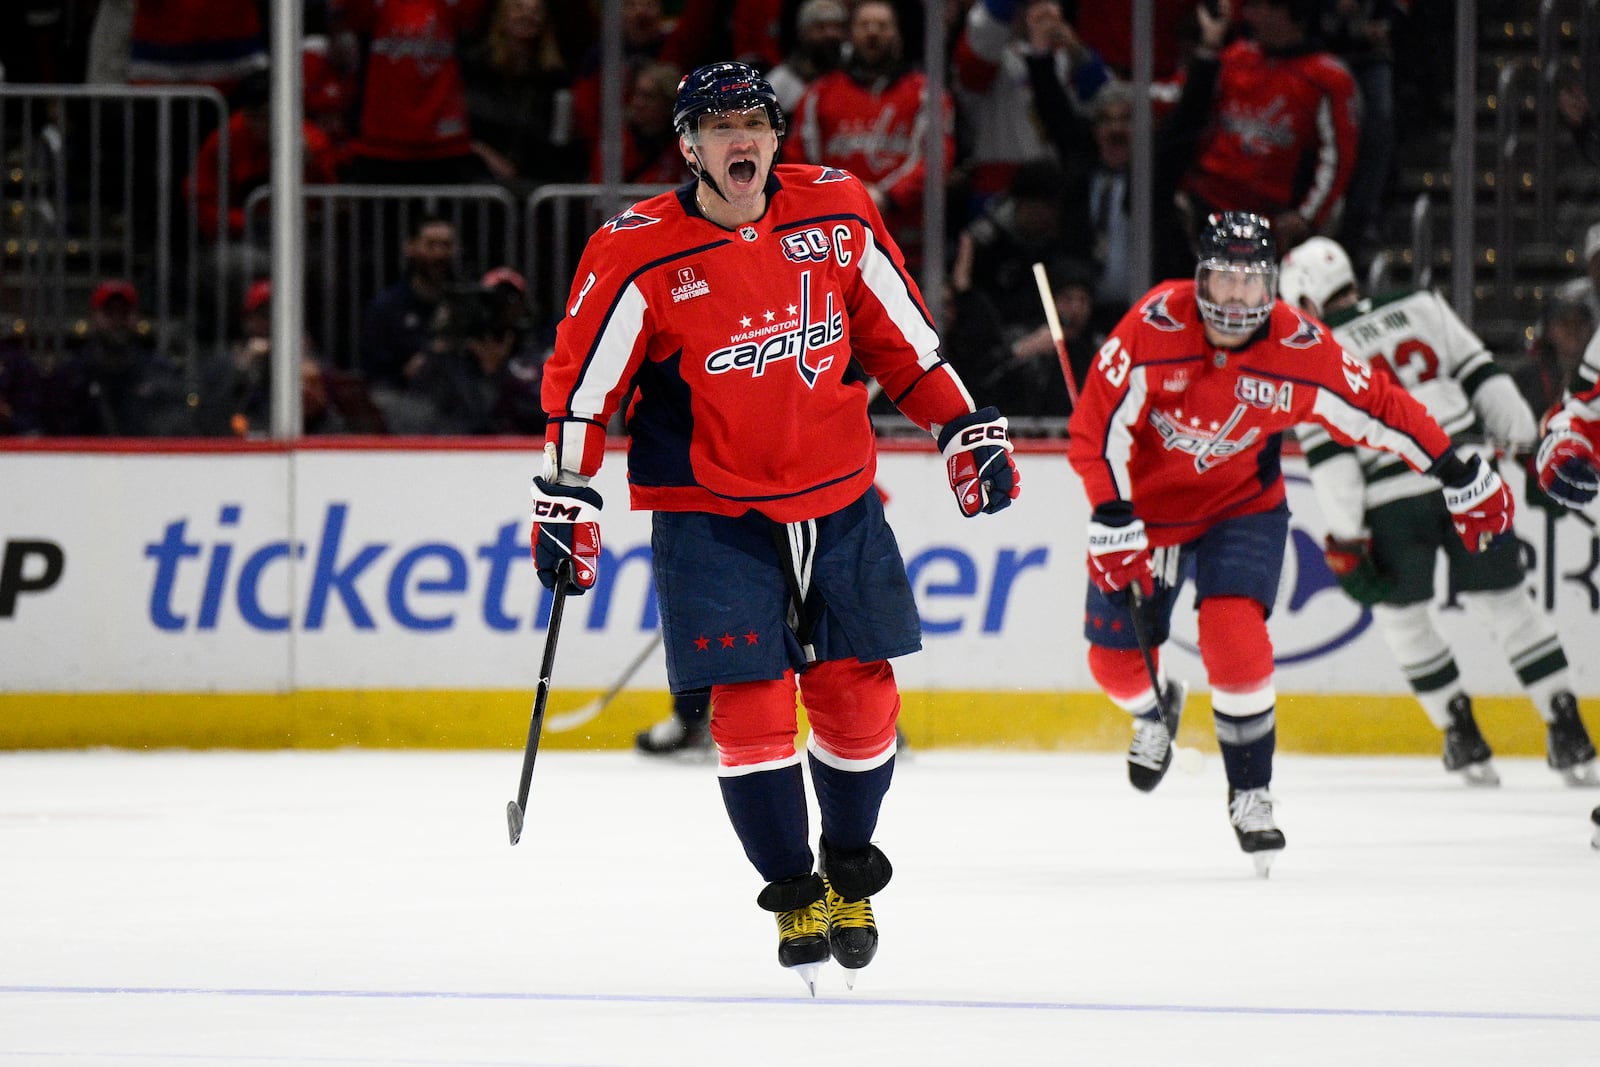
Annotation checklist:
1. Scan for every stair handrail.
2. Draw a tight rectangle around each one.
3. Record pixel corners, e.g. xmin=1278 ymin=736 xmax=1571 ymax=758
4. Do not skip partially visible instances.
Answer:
xmin=1535 ymin=0 xmax=1560 ymax=242
xmin=1494 ymin=61 xmax=1523 ymax=310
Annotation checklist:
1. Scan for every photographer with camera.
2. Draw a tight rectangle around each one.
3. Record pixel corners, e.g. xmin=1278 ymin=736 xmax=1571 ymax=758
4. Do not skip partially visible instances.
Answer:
xmin=401 ymin=266 xmax=547 ymax=435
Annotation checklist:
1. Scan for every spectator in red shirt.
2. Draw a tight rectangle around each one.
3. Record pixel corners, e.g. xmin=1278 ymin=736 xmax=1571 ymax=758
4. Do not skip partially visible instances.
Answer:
xmin=784 ymin=0 xmax=955 ymax=271
xmin=340 ymin=0 xmax=492 ymax=184
xmin=184 ymin=71 xmax=342 ymax=337
xmin=1178 ymin=0 xmax=1359 ymax=251
xmin=186 ymin=72 xmax=342 ymax=244
xmin=590 ymin=61 xmax=690 ymax=185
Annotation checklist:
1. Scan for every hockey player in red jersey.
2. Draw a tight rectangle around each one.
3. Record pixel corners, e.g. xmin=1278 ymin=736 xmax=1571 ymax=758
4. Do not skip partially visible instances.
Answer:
xmin=1536 ymin=380 xmax=1600 ymax=512
xmin=530 ymin=62 xmax=1019 ymax=992
xmin=1066 ymin=212 xmax=1514 ymax=877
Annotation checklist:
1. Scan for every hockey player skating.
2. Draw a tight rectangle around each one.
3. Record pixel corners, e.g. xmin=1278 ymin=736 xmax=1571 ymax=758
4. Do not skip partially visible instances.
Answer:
xmin=528 ymin=62 xmax=1019 ymax=993
xmin=1529 ymin=376 xmax=1600 ymax=841
xmin=1279 ymin=236 xmax=1597 ymax=787
xmin=1066 ymin=212 xmax=1515 ymax=877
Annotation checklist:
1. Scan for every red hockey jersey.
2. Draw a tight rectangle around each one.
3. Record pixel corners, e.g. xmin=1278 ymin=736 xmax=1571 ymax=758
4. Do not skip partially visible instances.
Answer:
xmin=1182 ymin=41 xmax=1359 ymax=232
xmin=1067 ymin=281 xmax=1454 ymax=546
xmin=542 ymin=165 xmax=976 ymax=524
xmin=783 ymin=69 xmax=954 ymax=265
xmin=341 ymin=0 xmax=488 ymax=161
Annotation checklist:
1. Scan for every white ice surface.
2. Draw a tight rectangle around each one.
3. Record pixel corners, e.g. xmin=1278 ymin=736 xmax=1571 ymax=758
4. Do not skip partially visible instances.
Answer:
xmin=2 ymin=748 xmax=1597 ymax=1066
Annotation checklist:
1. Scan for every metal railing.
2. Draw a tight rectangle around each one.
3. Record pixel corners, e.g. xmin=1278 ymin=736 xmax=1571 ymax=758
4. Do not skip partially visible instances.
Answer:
xmin=1493 ymin=62 xmax=1523 ymax=308
xmin=1535 ymin=0 xmax=1561 ymax=242
xmin=0 ymin=84 xmax=229 ymax=374
xmin=243 ymin=183 xmax=519 ymax=376
xmin=522 ymin=183 xmax=673 ymax=330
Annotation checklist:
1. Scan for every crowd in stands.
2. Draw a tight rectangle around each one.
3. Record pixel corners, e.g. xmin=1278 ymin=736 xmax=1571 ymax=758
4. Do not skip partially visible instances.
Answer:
xmin=0 ymin=0 xmax=1594 ymax=439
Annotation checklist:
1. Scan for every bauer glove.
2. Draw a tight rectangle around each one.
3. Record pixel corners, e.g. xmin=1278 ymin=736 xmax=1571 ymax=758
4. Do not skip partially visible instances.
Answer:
xmin=1086 ymin=502 xmax=1153 ymax=600
xmin=1322 ymin=535 xmax=1392 ymax=606
xmin=1536 ymin=424 xmax=1600 ymax=509
xmin=1437 ymin=454 xmax=1514 ymax=553
xmin=936 ymin=406 xmax=1020 ymax=517
xmin=530 ymin=476 xmax=602 ymax=594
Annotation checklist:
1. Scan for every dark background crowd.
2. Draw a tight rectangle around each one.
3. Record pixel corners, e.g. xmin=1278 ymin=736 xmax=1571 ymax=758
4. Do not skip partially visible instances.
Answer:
xmin=0 ymin=0 xmax=1594 ymax=439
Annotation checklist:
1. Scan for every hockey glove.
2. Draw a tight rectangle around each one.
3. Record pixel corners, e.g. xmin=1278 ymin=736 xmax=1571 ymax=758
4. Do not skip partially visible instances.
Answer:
xmin=1322 ymin=536 xmax=1392 ymax=606
xmin=530 ymin=477 xmax=602 ymax=593
xmin=1535 ymin=425 xmax=1600 ymax=509
xmin=1086 ymin=502 xmax=1153 ymax=600
xmin=937 ymin=406 xmax=1020 ymax=517
xmin=1437 ymin=453 xmax=1514 ymax=553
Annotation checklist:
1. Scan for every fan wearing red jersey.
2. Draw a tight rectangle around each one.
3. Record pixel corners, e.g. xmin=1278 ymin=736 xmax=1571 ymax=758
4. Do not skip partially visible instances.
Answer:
xmin=1067 ymin=212 xmax=1512 ymax=877
xmin=531 ymin=62 xmax=1018 ymax=993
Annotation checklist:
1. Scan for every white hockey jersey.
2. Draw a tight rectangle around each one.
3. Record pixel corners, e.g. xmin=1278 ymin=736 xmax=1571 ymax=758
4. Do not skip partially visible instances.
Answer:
xmin=1297 ymin=288 xmax=1536 ymax=538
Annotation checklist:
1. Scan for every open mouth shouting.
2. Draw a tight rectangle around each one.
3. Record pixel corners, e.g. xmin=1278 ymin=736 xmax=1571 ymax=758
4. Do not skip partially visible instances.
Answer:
xmin=727 ymin=158 xmax=760 ymax=192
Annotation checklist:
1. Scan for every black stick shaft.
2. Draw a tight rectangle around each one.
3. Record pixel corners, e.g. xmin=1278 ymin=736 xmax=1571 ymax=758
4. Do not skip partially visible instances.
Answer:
xmin=507 ymin=561 xmax=573 ymax=845
xmin=1125 ymin=584 xmax=1177 ymax=739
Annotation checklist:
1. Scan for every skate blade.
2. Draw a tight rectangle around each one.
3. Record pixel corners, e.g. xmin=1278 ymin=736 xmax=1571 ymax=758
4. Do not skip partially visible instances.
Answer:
xmin=1558 ymin=761 xmax=1599 ymax=788
xmin=1459 ymin=761 xmax=1501 ymax=787
xmin=843 ymin=967 xmax=860 ymax=991
xmin=1249 ymin=849 xmax=1282 ymax=879
xmin=788 ymin=962 xmax=823 ymax=997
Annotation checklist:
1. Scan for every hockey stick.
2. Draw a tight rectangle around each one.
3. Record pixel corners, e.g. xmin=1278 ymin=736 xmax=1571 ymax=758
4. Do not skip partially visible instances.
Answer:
xmin=1031 ymin=261 xmax=1081 ymax=408
xmin=507 ymin=559 xmax=574 ymax=846
xmin=1127 ymin=583 xmax=1203 ymax=773
xmin=1125 ymin=584 xmax=1177 ymax=739
xmin=543 ymin=630 xmax=664 ymax=732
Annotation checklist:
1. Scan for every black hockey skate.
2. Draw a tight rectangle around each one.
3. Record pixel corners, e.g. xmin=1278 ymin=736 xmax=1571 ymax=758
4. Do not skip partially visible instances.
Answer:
xmin=1591 ymin=806 xmax=1600 ymax=850
xmin=633 ymin=716 xmax=713 ymax=759
xmin=1127 ymin=679 xmax=1187 ymax=793
xmin=1442 ymin=694 xmax=1499 ymax=787
xmin=819 ymin=838 xmax=892 ymax=987
xmin=756 ymin=873 xmax=829 ymax=996
xmin=1546 ymin=692 xmax=1597 ymax=786
xmin=1228 ymin=786 xmax=1286 ymax=879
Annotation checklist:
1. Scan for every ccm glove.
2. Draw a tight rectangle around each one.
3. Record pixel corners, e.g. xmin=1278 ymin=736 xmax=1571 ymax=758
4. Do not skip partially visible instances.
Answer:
xmin=1322 ymin=536 xmax=1392 ymax=606
xmin=1436 ymin=453 xmax=1514 ymax=553
xmin=1086 ymin=502 xmax=1153 ymax=600
xmin=937 ymin=406 xmax=1020 ymax=517
xmin=1536 ymin=425 xmax=1600 ymax=508
xmin=530 ymin=476 xmax=602 ymax=593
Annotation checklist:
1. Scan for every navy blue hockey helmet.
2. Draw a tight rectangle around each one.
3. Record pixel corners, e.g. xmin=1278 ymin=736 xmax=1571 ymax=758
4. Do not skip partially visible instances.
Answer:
xmin=1195 ymin=211 xmax=1279 ymax=336
xmin=672 ymin=62 xmax=785 ymax=142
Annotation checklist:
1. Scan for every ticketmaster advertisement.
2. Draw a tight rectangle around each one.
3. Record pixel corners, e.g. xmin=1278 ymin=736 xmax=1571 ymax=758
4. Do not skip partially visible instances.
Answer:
xmin=2 ymin=444 xmax=1596 ymax=750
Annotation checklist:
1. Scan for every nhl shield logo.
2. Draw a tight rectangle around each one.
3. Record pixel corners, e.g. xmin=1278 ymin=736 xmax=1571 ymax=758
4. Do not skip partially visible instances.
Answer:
xmin=739 ymin=225 xmax=758 ymax=242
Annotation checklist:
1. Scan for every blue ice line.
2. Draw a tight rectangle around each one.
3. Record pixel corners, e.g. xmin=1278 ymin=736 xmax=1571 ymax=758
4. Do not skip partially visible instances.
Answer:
xmin=1 ymin=986 xmax=1597 ymax=1023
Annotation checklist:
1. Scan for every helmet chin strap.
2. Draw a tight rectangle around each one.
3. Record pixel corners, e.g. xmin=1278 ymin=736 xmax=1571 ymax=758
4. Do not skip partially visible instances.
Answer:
xmin=687 ymin=145 xmax=729 ymax=204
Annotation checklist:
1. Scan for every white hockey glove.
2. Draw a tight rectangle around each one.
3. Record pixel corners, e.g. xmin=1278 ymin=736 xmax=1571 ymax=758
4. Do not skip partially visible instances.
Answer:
xmin=530 ymin=443 xmax=602 ymax=593
xmin=1086 ymin=502 xmax=1153 ymax=601
xmin=1436 ymin=453 xmax=1513 ymax=553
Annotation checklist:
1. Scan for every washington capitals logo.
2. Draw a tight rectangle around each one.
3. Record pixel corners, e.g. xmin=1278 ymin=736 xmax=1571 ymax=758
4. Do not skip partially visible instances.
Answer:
xmin=1283 ymin=313 xmax=1322 ymax=350
xmin=703 ymin=269 xmax=842 ymax=387
xmin=604 ymin=207 xmax=660 ymax=233
xmin=1141 ymin=292 xmax=1184 ymax=332
xmin=1149 ymin=403 xmax=1260 ymax=473
xmin=816 ymin=167 xmax=850 ymax=183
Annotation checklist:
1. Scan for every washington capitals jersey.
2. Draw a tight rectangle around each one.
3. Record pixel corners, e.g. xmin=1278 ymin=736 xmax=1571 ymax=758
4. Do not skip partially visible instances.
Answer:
xmin=1066 ymin=281 xmax=1455 ymax=547
xmin=1296 ymin=289 xmax=1535 ymax=529
xmin=542 ymin=165 xmax=975 ymax=523
xmin=1182 ymin=41 xmax=1359 ymax=232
